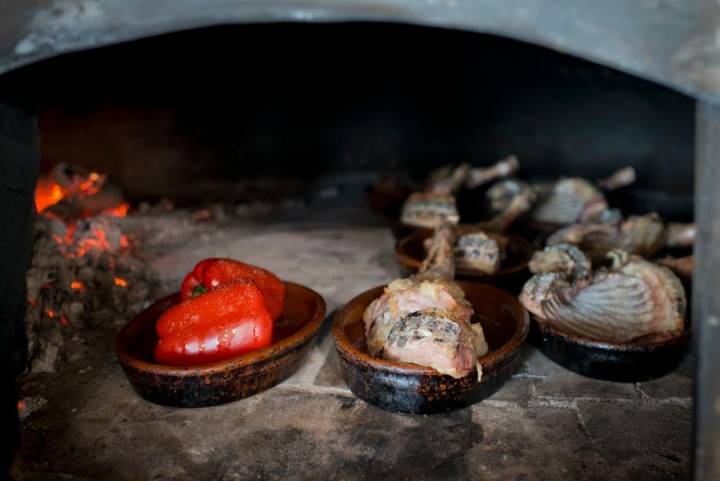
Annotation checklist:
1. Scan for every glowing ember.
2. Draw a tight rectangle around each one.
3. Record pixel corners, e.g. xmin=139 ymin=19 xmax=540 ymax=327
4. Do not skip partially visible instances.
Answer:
xmin=34 ymin=178 xmax=64 ymax=212
xmin=106 ymin=202 xmax=130 ymax=218
xmin=35 ymin=168 xmax=105 ymax=213
xmin=114 ymin=277 xmax=128 ymax=288
xmin=75 ymin=227 xmax=112 ymax=258
xmin=34 ymin=164 xmax=127 ymax=218
xmin=47 ymin=309 xmax=56 ymax=318
xmin=49 ymin=220 xmax=132 ymax=259
xmin=17 ymin=401 xmax=26 ymax=413
xmin=70 ymin=281 xmax=84 ymax=290
xmin=78 ymin=172 xmax=102 ymax=195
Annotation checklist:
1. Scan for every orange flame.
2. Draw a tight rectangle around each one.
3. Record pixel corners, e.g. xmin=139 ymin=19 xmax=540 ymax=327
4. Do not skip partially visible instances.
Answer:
xmin=70 ymin=281 xmax=84 ymax=290
xmin=47 ymin=309 xmax=56 ymax=318
xmin=114 ymin=277 xmax=128 ymax=288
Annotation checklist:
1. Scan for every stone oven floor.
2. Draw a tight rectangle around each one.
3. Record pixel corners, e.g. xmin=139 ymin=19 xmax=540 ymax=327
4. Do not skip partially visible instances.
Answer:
xmin=12 ymin=188 xmax=692 ymax=481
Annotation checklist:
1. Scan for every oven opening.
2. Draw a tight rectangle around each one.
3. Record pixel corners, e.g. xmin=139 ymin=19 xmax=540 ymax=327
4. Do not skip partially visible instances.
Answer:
xmin=1 ymin=22 xmax=700 ymax=480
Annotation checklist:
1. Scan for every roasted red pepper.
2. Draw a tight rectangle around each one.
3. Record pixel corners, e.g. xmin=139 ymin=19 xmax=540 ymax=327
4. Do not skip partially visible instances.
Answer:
xmin=155 ymin=280 xmax=273 ymax=366
xmin=180 ymin=258 xmax=285 ymax=320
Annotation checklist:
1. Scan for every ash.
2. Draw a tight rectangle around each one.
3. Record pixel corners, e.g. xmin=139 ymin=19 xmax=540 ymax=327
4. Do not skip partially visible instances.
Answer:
xmin=25 ymin=213 xmax=156 ymax=374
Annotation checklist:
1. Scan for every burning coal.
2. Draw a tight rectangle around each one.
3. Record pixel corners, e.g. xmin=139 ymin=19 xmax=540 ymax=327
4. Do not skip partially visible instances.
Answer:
xmin=24 ymin=164 xmax=155 ymax=374
xmin=34 ymin=163 xmax=128 ymax=220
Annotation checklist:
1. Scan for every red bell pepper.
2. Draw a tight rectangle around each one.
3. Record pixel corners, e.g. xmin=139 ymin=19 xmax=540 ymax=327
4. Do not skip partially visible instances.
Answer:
xmin=155 ymin=280 xmax=273 ymax=366
xmin=180 ymin=258 xmax=285 ymax=320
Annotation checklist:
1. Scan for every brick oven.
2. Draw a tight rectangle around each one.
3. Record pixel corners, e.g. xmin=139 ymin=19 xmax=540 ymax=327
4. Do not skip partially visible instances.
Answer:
xmin=0 ymin=1 xmax=718 ymax=480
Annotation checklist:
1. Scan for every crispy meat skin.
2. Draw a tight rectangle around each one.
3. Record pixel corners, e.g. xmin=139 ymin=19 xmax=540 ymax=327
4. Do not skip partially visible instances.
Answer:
xmin=363 ymin=222 xmax=487 ymax=378
xmin=400 ymin=192 xmax=459 ymax=229
xmin=521 ymin=247 xmax=685 ymax=343
xmin=546 ymin=213 xmax=666 ymax=261
xmin=454 ymin=232 xmax=501 ymax=274
xmin=530 ymin=178 xmax=607 ymax=225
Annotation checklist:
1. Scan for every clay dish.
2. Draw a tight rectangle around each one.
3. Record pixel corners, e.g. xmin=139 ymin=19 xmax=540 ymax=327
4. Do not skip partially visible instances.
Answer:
xmin=116 ymin=281 xmax=326 ymax=407
xmin=395 ymin=228 xmax=533 ymax=292
xmin=530 ymin=317 xmax=690 ymax=382
xmin=333 ymin=281 xmax=529 ymax=414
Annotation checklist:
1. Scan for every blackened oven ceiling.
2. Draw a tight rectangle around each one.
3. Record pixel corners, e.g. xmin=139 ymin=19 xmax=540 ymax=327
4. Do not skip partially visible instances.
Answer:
xmin=0 ymin=0 xmax=719 ymax=102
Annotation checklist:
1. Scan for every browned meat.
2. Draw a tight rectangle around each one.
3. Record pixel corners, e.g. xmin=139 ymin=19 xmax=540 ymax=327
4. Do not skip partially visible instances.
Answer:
xmin=423 ymin=229 xmax=507 ymax=274
xmin=546 ymin=213 xmax=666 ymax=261
xmin=400 ymin=192 xmax=460 ymax=229
xmin=529 ymin=166 xmax=636 ymax=225
xmin=401 ymin=157 xmax=520 ymax=229
xmin=454 ymin=231 xmax=502 ymax=274
xmin=596 ymin=166 xmax=636 ymax=191
xmin=657 ymin=255 xmax=694 ymax=280
xmin=465 ymin=155 xmax=520 ymax=189
xmin=425 ymin=163 xmax=472 ymax=195
xmin=520 ymin=246 xmax=686 ymax=343
xmin=483 ymin=179 xmax=537 ymax=232
xmin=363 ymin=221 xmax=488 ymax=378
xmin=528 ymin=243 xmax=592 ymax=280
xmin=529 ymin=178 xmax=608 ymax=225
xmin=665 ymin=223 xmax=695 ymax=247
xmin=546 ymin=214 xmax=694 ymax=262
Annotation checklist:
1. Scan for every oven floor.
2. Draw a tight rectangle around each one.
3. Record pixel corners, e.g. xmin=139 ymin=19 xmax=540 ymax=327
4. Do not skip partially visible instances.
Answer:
xmin=13 ymin=190 xmax=692 ymax=481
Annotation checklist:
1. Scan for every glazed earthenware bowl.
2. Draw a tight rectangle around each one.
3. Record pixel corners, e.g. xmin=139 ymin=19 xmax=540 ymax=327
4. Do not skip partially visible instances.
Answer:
xmin=395 ymin=229 xmax=533 ymax=293
xmin=116 ymin=281 xmax=326 ymax=407
xmin=333 ymin=281 xmax=529 ymax=414
xmin=530 ymin=317 xmax=691 ymax=382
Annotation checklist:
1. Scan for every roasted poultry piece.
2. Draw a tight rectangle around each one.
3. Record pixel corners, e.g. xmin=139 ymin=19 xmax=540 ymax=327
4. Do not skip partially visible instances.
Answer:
xmin=596 ymin=166 xmax=636 ymax=191
xmin=527 ymin=243 xmax=592 ymax=280
xmin=482 ymin=179 xmax=537 ymax=232
xmin=657 ymin=255 xmax=694 ymax=280
xmin=533 ymin=167 xmax=637 ymax=225
xmin=400 ymin=156 xmax=519 ymax=229
xmin=528 ymin=177 xmax=610 ymax=225
xmin=485 ymin=167 xmax=635 ymax=228
xmin=520 ymin=245 xmax=686 ymax=343
xmin=400 ymin=192 xmax=461 ymax=229
xmin=546 ymin=213 xmax=695 ymax=262
xmin=364 ymin=221 xmax=489 ymax=378
xmin=422 ymin=228 xmax=508 ymax=275
xmin=454 ymin=231 xmax=505 ymax=274
xmin=465 ymin=155 xmax=520 ymax=190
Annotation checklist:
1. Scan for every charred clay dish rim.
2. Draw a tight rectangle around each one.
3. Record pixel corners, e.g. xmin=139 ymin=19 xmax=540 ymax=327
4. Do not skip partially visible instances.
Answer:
xmin=532 ymin=316 xmax=691 ymax=351
xmin=395 ymin=228 xmax=533 ymax=277
xmin=115 ymin=281 xmax=326 ymax=376
xmin=332 ymin=282 xmax=530 ymax=377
